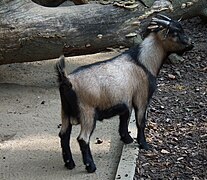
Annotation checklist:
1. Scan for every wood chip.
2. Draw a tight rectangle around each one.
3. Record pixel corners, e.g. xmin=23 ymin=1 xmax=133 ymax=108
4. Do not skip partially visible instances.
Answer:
xmin=168 ymin=74 xmax=176 ymax=79
xmin=161 ymin=149 xmax=170 ymax=154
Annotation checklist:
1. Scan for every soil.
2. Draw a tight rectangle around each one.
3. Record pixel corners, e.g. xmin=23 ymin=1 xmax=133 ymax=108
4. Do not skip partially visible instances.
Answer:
xmin=134 ymin=17 xmax=207 ymax=179
xmin=0 ymin=53 xmax=123 ymax=180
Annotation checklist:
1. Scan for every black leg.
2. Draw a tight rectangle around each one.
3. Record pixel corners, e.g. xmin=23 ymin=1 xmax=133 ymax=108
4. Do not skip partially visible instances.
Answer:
xmin=134 ymin=107 xmax=149 ymax=150
xmin=77 ymin=109 xmax=97 ymax=173
xmin=78 ymin=139 xmax=96 ymax=173
xmin=137 ymin=121 xmax=148 ymax=150
xmin=119 ymin=109 xmax=133 ymax=144
xmin=59 ymin=123 xmax=75 ymax=169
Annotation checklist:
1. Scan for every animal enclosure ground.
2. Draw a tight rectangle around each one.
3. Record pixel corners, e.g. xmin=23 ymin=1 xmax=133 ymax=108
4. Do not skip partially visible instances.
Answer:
xmin=134 ymin=17 xmax=207 ymax=179
xmin=0 ymin=16 xmax=206 ymax=180
xmin=0 ymin=53 xmax=123 ymax=180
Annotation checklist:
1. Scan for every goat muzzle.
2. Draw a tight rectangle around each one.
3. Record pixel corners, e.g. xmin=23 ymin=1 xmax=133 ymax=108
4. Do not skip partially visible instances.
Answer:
xmin=184 ymin=37 xmax=194 ymax=51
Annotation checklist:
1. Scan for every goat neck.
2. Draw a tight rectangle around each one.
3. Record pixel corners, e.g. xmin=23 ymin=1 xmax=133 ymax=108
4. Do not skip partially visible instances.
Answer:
xmin=139 ymin=33 xmax=166 ymax=77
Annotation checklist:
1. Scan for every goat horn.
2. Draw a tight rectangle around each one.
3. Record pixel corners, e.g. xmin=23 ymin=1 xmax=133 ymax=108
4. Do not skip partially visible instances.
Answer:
xmin=178 ymin=16 xmax=183 ymax=22
xmin=156 ymin=14 xmax=172 ymax=21
xmin=150 ymin=21 xmax=158 ymax=25
xmin=151 ymin=18 xmax=170 ymax=27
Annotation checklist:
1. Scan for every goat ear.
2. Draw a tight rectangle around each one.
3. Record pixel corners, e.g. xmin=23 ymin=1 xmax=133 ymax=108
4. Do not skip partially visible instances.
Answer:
xmin=152 ymin=18 xmax=170 ymax=27
xmin=178 ymin=16 xmax=183 ymax=22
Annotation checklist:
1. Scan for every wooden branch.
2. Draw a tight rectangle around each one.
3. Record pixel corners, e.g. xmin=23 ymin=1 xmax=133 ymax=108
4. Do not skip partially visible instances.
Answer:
xmin=32 ymin=0 xmax=88 ymax=6
xmin=31 ymin=0 xmax=67 ymax=7
xmin=0 ymin=0 xmax=206 ymax=64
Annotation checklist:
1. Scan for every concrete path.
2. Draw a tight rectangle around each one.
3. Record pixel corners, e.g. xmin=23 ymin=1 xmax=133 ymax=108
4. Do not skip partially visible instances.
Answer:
xmin=0 ymin=53 xmax=138 ymax=180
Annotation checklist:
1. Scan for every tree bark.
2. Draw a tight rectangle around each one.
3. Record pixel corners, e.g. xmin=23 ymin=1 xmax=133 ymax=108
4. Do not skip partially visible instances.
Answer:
xmin=31 ymin=0 xmax=67 ymax=7
xmin=32 ymin=0 xmax=88 ymax=6
xmin=0 ymin=0 xmax=206 ymax=64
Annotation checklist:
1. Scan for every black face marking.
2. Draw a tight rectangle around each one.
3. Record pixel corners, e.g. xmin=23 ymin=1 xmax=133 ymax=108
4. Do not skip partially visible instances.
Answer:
xmin=95 ymin=103 xmax=128 ymax=121
xmin=166 ymin=23 xmax=194 ymax=54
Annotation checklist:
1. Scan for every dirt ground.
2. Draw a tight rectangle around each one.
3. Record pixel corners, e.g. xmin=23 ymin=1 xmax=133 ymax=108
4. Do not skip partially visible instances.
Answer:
xmin=134 ymin=17 xmax=207 ymax=179
xmin=0 ymin=53 xmax=124 ymax=180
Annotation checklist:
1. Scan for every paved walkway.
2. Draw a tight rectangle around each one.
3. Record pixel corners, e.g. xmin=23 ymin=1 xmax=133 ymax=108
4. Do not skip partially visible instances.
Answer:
xmin=0 ymin=53 xmax=137 ymax=180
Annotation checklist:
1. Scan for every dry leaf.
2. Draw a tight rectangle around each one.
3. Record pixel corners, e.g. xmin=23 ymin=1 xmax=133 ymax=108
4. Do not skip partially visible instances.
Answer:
xmin=161 ymin=149 xmax=170 ymax=154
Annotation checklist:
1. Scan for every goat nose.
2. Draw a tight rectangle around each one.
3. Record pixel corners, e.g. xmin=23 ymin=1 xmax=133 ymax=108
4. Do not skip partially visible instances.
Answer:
xmin=188 ymin=37 xmax=194 ymax=45
xmin=186 ymin=40 xmax=194 ymax=50
xmin=185 ymin=37 xmax=194 ymax=49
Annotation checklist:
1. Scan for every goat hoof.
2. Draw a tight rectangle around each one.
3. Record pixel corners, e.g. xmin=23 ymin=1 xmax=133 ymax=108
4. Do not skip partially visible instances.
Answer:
xmin=139 ymin=142 xmax=149 ymax=150
xmin=121 ymin=135 xmax=134 ymax=144
xmin=86 ymin=163 xmax=96 ymax=173
xmin=65 ymin=160 xmax=75 ymax=170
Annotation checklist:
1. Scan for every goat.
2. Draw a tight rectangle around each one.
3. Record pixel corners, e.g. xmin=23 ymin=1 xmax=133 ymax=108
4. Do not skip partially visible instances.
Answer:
xmin=56 ymin=14 xmax=193 ymax=173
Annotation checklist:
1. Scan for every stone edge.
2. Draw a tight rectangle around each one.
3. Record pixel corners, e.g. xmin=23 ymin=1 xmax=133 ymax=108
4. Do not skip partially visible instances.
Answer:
xmin=115 ymin=113 xmax=139 ymax=180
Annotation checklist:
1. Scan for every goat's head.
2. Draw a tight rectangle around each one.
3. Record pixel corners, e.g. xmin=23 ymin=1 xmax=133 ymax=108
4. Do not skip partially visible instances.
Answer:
xmin=148 ymin=14 xmax=194 ymax=55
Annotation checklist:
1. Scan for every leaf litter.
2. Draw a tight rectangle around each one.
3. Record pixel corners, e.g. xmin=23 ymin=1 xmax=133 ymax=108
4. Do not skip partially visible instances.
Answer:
xmin=134 ymin=17 xmax=207 ymax=179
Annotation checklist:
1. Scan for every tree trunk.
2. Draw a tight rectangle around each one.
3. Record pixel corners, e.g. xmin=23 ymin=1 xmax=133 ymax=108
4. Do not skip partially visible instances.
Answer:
xmin=0 ymin=0 xmax=206 ymax=64
xmin=31 ymin=0 xmax=67 ymax=7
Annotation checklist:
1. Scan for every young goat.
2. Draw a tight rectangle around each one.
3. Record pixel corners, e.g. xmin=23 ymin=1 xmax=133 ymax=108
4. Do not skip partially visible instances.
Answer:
xmin=56 ymin=14 xmax=193 ymax=173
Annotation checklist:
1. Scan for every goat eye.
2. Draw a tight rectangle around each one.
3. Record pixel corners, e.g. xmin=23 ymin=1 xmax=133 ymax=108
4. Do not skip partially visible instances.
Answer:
xmin=173 ymin=32 xmax=178 ymax=37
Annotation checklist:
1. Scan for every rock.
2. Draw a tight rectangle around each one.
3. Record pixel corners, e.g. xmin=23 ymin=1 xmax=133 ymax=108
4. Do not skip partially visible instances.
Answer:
xmin=168 ymin=53 xmax=185 ymax=64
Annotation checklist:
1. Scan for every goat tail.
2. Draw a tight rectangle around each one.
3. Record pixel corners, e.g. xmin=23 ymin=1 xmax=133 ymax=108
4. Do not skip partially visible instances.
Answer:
xmin=56 ymin=55 xmax=72 ymax=88
xmin=56 ymin=55 xmax=67 ymax=82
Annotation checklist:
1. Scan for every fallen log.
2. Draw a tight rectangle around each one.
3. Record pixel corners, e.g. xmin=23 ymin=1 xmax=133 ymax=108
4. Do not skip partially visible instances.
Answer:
xmin=31 ymin=0 xmax=67 ymax=7
xmin=0 ymin=0 xmax=206 ymax=64
xmin=31 ymin=0 xmax=88 ymax=6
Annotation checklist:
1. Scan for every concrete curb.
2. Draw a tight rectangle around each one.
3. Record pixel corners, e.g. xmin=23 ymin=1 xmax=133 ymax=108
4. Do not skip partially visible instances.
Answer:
xmin=115 ymin=113 xmax=139 ymax=180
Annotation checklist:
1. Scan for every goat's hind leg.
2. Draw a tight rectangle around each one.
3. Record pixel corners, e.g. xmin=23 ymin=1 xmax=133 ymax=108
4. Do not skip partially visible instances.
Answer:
xmin=59 ymin=110 xmax=75 ymax=169
xmin=77 ymin=110 xmax=96 ymax=173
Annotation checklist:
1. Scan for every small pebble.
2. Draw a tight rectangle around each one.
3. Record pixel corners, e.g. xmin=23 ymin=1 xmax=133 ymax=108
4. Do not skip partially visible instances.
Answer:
xmin=95 ymin=138 xmax=103 ymax=144
xmin=41 ymin=101 xmax=45 ymax=105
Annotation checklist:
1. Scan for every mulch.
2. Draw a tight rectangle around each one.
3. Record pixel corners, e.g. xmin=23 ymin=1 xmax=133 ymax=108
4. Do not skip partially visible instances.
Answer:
xmin=134 ymin=17 xmax=207 ymax=179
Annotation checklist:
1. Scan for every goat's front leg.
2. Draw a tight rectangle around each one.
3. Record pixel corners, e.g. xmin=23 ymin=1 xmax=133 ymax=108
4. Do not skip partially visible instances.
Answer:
xmin=134 ymin=106 xmax=149 ymax=150
xmin=77 ymin=109 xmax=96 ymax=173
xmin=59 ymin=109 xmax=75 ymax=169
xmin=119 ymin=108 xmax=134 ymax=144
